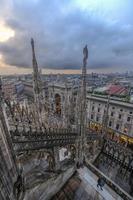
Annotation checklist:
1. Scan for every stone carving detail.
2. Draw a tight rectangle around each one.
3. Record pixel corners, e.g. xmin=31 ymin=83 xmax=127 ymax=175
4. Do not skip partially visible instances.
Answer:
xmin=102 ymin=139 xmax=133 ymax=169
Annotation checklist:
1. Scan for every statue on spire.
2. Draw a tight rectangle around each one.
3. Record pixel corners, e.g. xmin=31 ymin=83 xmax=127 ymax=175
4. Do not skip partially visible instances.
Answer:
xmin=82 ymin=45 xmax=88 ymax=97
xmin=76 ymin=45 xmax=88 ymax=166
xmin=83 ymin=45 xmax=88 ymax=67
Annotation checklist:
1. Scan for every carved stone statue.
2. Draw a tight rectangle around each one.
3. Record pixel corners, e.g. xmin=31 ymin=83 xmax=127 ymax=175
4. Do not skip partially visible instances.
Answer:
xmin=83 ymin=45 xmax=88 ymax=66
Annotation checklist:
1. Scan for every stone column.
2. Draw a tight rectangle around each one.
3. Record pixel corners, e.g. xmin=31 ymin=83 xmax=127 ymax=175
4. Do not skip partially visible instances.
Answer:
xmin=92 ymin=140 xmax=97 ymax=155
xmin=53 ymin=146 xmax=61 ymax=171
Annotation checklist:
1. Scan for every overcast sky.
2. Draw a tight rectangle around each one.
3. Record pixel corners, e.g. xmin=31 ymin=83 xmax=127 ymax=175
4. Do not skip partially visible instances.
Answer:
xmin=0 ymin=0 xmax=133 ymax=74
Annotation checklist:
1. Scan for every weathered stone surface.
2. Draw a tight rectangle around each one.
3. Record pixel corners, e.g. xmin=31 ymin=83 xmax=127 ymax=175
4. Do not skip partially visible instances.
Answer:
xmin=23 ymin=166 xmax=76 ymax=200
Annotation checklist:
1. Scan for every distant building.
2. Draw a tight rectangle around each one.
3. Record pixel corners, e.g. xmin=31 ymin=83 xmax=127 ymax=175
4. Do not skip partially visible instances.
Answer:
xmin=2 ymin=81 xmax=15 ymax=100
xmin=106 ymin=84 xmax=128 ymax=96
xmin=94 ymin=84 xmax=129 ymax=96
xmin=15 ymin=81 xmax=24 ymax=95
xmin=87 ymin=95 xmax=133 ymax=141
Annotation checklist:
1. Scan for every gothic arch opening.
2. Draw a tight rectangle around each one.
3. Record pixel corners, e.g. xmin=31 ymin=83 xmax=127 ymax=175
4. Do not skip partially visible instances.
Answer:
xmin=55 ymin=93 xmax=61 ymax=116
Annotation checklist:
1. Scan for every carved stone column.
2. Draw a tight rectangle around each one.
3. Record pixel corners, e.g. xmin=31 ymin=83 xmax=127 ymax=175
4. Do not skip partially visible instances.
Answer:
xmin=77 ymin=45 xmax=88 ymax=166
xmin=53 ymin=146 xmax=61 ymax=171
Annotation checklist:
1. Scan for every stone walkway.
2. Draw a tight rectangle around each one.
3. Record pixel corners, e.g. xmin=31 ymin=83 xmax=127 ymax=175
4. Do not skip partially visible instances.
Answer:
xmin=78 ymin=167 xmax=124 ymax=200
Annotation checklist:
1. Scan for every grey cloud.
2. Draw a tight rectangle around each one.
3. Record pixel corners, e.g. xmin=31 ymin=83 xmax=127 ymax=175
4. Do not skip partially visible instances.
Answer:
xmin=0 ymin=0 xmax=133 ymax=71
xmin=113 ymin=48 xmax=133 ymax=56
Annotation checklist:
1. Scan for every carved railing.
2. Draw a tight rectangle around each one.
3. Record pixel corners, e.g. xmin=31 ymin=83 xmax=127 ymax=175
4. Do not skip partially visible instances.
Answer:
xmin=101 ymin=138 xmax=133 ymax=172
xmin=10 ymin=128 xmax=101 ymax=152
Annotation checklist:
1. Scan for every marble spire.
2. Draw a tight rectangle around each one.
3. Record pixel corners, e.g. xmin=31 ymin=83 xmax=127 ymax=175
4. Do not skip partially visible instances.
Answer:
xmin=31 ymin=38 xmax=42 ymax=105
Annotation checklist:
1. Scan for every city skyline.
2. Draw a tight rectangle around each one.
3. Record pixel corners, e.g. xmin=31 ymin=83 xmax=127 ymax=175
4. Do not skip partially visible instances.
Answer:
xmin=0 ymin=0 xmax=133 ymax=74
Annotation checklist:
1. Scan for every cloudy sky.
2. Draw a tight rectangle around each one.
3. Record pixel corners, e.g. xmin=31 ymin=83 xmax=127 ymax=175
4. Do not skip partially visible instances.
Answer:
xmin=0 ymin=0 xmax=133 ymax=74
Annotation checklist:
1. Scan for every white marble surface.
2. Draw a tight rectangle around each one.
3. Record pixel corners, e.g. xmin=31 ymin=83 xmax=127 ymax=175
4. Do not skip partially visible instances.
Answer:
xmin=78 ymin=167 xmax=123 ymax=200
xmin=59 ymin=147 xmax=71 ymax=161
